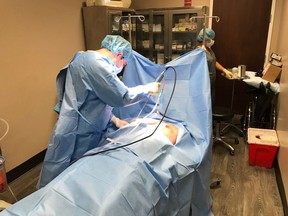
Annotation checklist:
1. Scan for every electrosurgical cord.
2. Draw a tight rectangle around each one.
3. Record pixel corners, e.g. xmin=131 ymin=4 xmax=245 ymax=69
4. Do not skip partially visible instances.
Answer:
xmin=74 ymin=66 xmax=177 ymax=161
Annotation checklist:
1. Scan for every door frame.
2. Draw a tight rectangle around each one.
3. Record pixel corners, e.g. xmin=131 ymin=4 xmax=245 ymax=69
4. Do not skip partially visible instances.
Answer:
xmin=209 ymin=0 xmax=276 ymax=67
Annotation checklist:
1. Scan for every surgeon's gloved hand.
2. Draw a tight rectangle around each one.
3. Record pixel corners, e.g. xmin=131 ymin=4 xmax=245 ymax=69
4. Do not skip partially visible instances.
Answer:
xmin=223 ymin=69 xmax=233 ymax=79
xmin=146 ymin=82 xmax=161 ymax=96
xmin=110 ymin=115 xmax=129 ymax=128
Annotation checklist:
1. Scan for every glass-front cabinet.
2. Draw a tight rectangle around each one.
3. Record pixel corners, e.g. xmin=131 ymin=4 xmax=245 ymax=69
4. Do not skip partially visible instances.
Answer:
xmin=135 ymin=7 xmax=208 ymax=64
xmin=134 ymin=10 xmax=167 ymax=63
xmin=82 ymin=6 xmax=207 ymax=63
xmin=152 ymin=12 xmax=167 ymax=64
xmin=82 ymin=6 xmax=135 ymax=50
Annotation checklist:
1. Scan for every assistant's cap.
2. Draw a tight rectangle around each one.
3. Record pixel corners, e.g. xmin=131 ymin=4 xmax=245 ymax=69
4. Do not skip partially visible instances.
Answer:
xmin=197 ymin=28 xmax=215 ymax=42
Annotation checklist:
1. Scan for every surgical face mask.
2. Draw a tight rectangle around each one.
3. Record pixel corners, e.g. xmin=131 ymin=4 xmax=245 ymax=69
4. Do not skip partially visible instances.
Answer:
xmin=114 ymin=65 xmax=123 ymax=74
xmin=206 ymin=39 xmax=215 ymax=48
xmin=102 ymin=56 xmax=123 ymax=74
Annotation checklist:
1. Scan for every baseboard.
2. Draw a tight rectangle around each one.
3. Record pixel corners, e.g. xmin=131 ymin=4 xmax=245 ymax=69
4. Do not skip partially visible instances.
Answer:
xmin=6 ymin=150 xmax=46 ymax=183
xmin=275 ymin=159 xmax=288 ymax=216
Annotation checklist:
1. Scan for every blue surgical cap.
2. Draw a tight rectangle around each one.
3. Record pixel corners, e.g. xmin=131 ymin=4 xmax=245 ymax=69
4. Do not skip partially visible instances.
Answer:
xmin=197 ymin=28 xmax=215 ymax=42
xmin=101 ymin=35 xmax=132 ymax=60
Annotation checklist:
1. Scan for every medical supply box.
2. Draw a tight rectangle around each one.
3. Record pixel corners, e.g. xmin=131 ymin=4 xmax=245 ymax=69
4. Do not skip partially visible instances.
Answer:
xmin=262 ymin=63 xmax=281 ymax=83
xmin=247 ymin=128 xmax=279 ymax=168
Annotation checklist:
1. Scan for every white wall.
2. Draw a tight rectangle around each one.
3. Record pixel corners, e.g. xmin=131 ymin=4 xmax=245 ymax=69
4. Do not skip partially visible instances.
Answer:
xmin=0 ymin=0 xmax=85 ymax=171
xmin=273 ymin=0 xmax=288 ymax=202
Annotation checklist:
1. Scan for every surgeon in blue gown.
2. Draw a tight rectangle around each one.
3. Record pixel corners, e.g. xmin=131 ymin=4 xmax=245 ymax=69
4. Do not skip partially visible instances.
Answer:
xmin=38 ymin=35 xmax=160 ymax=188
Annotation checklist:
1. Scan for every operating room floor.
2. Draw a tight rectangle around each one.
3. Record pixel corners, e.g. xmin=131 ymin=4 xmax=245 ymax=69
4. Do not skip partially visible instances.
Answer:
xmin=0 ymin=118 xmax=285 ymax=215
xmin=210 ymin=116 xmax=284 ymax=216
xmin=0 ymin=162 xmax=41 ymax=206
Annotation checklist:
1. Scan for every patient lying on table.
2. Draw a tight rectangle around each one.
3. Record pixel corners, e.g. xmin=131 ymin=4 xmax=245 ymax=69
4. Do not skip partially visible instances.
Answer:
xmin=86 ymin=115 xmax=185 ymax=160
xmin=130 ymin=118 xmax=179 ymax=145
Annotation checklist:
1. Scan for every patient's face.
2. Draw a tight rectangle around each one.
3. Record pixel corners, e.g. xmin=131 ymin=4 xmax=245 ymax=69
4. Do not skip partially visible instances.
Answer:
xmin=131 ymin=118 xmax=179 ymax=145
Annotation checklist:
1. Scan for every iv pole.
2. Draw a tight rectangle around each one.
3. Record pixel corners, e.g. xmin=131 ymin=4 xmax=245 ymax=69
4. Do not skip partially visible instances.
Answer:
xmin=190 ymin=14 xmax=220 ymax=47
xmin=191 ymin=14 xmax=237 ymax=111
xmin=115 ymin=14 xmax=145 ymax=43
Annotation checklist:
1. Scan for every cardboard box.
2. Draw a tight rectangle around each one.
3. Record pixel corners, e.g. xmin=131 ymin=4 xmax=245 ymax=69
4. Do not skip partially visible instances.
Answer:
xmin=262 ymin=63 xmax=281 ymax=83
xmin=248 ymin=128 xmax=279 ymax=168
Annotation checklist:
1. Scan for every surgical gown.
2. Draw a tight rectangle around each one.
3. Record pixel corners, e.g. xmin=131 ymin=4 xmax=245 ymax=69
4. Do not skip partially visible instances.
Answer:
xmin=38 ymin=50 xmax=151 ymax=188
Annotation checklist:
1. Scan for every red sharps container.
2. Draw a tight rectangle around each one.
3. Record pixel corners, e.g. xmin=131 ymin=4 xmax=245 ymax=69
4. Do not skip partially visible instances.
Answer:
xmin=0 ymin=156 xmax=7 ymax=193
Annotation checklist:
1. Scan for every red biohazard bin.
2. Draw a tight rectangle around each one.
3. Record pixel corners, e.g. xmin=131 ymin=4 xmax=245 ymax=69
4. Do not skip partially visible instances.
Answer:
xmin=248 ymin=128 xmax=279 ymax=168
xmin=0 ymin=156 xmax=7 ymax=193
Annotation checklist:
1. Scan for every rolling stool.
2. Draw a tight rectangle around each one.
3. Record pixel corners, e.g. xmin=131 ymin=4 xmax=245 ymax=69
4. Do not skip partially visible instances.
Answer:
xmin=213 ymin=106 xmax=239 ymax=155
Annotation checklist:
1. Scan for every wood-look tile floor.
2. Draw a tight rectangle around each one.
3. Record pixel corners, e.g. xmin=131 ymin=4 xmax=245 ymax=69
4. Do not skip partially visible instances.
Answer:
xmin=0 ymin=127 xmax=285 ymax=215
xmin=211 ymin=128 xmax=284 ymax=216
xmin=0 ymin=163 xmax=41 ymax=205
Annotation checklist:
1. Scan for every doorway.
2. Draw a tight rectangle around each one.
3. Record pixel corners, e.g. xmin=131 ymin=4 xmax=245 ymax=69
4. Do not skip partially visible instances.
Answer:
xmin=212 ymin=0 xmax=273 ymax=114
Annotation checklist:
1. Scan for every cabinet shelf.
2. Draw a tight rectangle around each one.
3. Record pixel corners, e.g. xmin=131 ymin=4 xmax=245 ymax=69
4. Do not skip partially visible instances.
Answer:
xmin=135 ymin=6 xmax=207 ymax=64
xmin=152 ymin=49 xmax=165 ymax=52
xmin=172 ymin=31 xmax=196 ymax=33
xmin=171 ymin=49 xmax=195 ymax=53
xmin=137 ymin=47 xmax=151 ymax=51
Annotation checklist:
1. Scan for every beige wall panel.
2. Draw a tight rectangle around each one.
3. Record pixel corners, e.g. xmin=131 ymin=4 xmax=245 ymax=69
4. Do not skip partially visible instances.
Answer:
xmin=0 ymin=0 xmax=85 ymax=171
